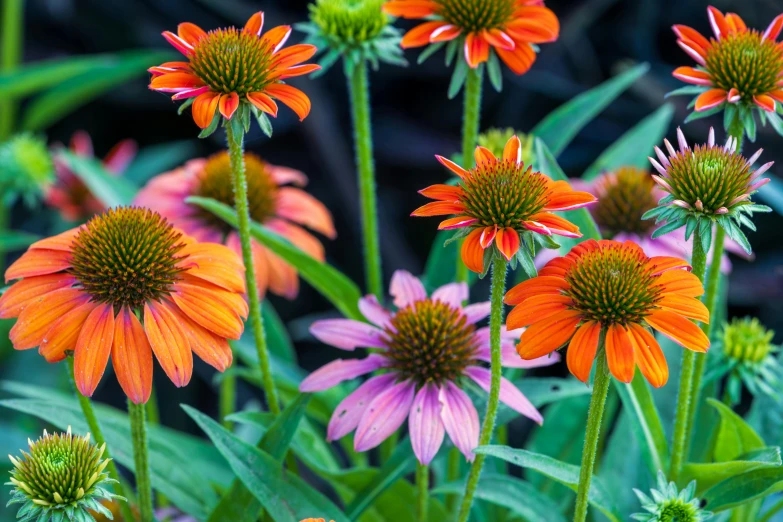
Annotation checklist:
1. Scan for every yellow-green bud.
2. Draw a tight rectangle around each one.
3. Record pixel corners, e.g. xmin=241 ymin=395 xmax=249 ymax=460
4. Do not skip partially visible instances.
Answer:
xmin=478 ymin=128 xmax=535 ymax=165
xmin=310 ymin=0 xmax=388 ymax=45
xmin=0 ymin=133 xmax=54 ymax=205
xmin=723 ymin=317 xmax=775 ymax=364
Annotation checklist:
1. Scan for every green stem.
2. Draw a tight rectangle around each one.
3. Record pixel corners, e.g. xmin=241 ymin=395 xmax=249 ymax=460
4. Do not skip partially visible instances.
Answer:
xmin=759 ymin=497 xmax=783 ymax=522
xmin=129 ymin=400 xmax=153 ymax=522
xmin=65 ymin=358 xmax=136 ymax=522
xmin=727 ymin=113 xmax=745 ymax=153
xmin=0 ymin=0 xmax=23 ymax=140
xmin=347 ymin=61 xmax=382 ymax=299
xmin=446 ymin=447 xmax=461 ymax=512
xmin=669 ymin=230 xmax=709 ymax=482
xmin=573 ymin=350 xmax=611 ymax=522
xmin=220 ymin=371 xmax=236 ymax=429
xmin=145 ymin=385 xmax=160 ymax=426
xmin=456 ymin=256 xmax=506 ymax=522
xmin=225 ymin=123 xmax=281 ymax=415
xmin=417 ymin=463 xmax=429 ymax=522
xmin=455 ymin=67 xmax=483 ymax=285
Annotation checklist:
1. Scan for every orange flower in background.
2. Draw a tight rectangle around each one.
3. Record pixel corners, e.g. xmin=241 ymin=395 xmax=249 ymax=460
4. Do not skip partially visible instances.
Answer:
xmin=149 ymin=11 xmax=321 ymax=128
xmin=0 ymin=207 xmax=248 ymax=403
xmin=412 ymin=135 xmax=596 ymax=274
xmin=384 ymin=0 xmax=559 ymax=74
xmin=506 ymin=239 xmax=710 ymax=387
xmin=135 ymin=152 xmax=335 ymax=300
xmin=672 ymin=6 xmax=783 ymax=112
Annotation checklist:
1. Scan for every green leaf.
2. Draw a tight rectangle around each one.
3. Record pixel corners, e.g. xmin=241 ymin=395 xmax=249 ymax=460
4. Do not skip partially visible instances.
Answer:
xmin=474 ymin=445 xmax=622 ymax=522
xmin=433 ymin=474 xmax=567 ymax=522
xmin=123 ymin=140 xmax=198 ymax=185
xmin=183 ymin=405 xmax=347 ymax=522
xmin=702 ymin=467 xmax=783 ymax=513
xmin=261 ymin=300 xmax=297 ymax=363
xmin=447 ymin=58 xmax=469 ymax=99
xmin=651 ymin=219 xmax=685 ymax=239
xmin=681 ymin=447 xmax=782 ymax=495
xmin=487 ymin=51 xmax=503 ymax=92
xmin=581 ymin=104 xmax=674 ymax=181
xmin=187 ymin=196 xmax=363 ymax=320
xmin=0 ymin=230 xmax=40 ymax=251
xmin=708 ymin=398 xmax=766 ymax=462
xmin=58 ymin=150 xmax=137 ymax=207
xmin=532 ymin=63 xmax=649 ymax=157
xmin=614 ymin=371 xmax=669 ymax=475
xmin=515 ymin=377 xmax=592 ymax=408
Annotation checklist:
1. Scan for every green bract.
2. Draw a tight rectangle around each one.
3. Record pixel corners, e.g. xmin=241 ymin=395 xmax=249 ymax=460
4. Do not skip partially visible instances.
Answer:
xmin=0 ymin=133 xmax=54 ymax=206
xmin=632 ymin=471 xmax=712 ymax=522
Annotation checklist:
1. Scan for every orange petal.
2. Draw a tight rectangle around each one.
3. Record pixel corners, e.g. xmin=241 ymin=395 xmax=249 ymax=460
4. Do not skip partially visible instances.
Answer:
xmin=695 ymin=89 xmax=727 ymax=111
xmin=655 ymin=269 xmax=704 ymax=298
xmin=474 ymin=145 xmax=495 ymax=165
xmin=538 ymin=256 xmax=572 ymax=278
xmin=178 ymin=242 xmax=246 ymax=293
xmin=0 ymin=274 xmax=76 ymax=318
xmin=517 ymin=309 xmax=582 ymax=359
xmin=73 ymin=303 xmax=115 ymax=397
xmin=411 ymin=200 xmax=466 ymax=216
xmin=29 ymin=228 xmax=80 ymax=251
xmin=277 ymin=63 xmax=322 ymax=79
xmin=725 ymin=13 xmax=747 ymax=33
xmin=648 ymin=256 xmax=691 ymax=274
xmin=178 ymin=22 xmax=207 ymax=45
xmin=505 ymin=6 xmax=560 ymax=43
xmin=9 ymin=288 xmax=88 ymax=350
xmin=770 ymin=90 xmax=783 ymax=104
xmin=401 ymin=21 xmax=448 ymax=48
xmin=753 ymin=94 xmax=776 ymax=112
xmin=247 ymin=91 xmax=279 ymax=117
xmin=383 ymin=0 xmax=439 ymax=18
xmin=502 ymin=135 xmax=522 ymax=162
xmin=260 ymin=25 xmax=292 ymax=52
xmin=482 ymin=29 xmax=515 ymax=51
xmin=250 ymin=240 xmax=270 ymax=300
xmin=566 ymin=321 xmax=601 ymax=382
xmin=504 ymin=275 xmax=569 ymax=305
xmin=496 ymin=41 xmax=536 ymax=75
xmin=673 ymin=25 xmax=711 ymax=50
xmin=645 ymin=309 xmax=709 ymax=353
xmin=180 ymin=315 xmax=233 ymax=372
xmin=144 ymin=300 xmax=193 ymax=387
xmin=271 ymin=44 xmax=318 ymax=72
xmin=172 ymin=277 xmax=247 ymax=339
xmin=38 ymin=300 xmax=97 ymax=363
xmin=672 ymin=66 xmax=713 ymax=86
xmin=525 ymin=212 xmax=581 ymax=238
xmin=149 ymin=72 xmax=204 ymax=92
xmin=708 ymin=6 xmax=732 ymax=39
xmin=628 ymin=323 xmax=668 ymax=388
xmin=112 ymin=307 xmax=153 ymax=404
xmin=419 ymin=184 xmax=464 ymax=201
xmin=464 ymin=32 xmax=490 ymax=68
xmin=5 ymin=249 xmax=71 ymax=282
xmin=606 ymin=324 xmax=634 ymax=383
xmin=460 ymin=228 xmax=485 ymax=274
xmin=192 ymin=91 xmax=220 ymax=129
xmin=543 ymin=190 xmax=597 ymax=211
xmin=265 ymin=83 xmax=311 ymax=121
xmin=243 ymin=11 xmax=264 ymax=36
xmin=268 ymin=219 xmax=325 ymax=261
xmin=495 ymin=227 xmax=520 ymax=261
xmin=657 ymin=294 xmax=709 ymax=324
xmin=506 ymin=294 xmax=572 ymax=329
xmin=430 ymin=24 xmax=462 ymax=43
xmin=266 ymin=250 xmax=299 ymax=300
xmin=219 ymin=92 xmax=240 ymax=120
xmin=438 ymin=216 xmax=478 ymax=230
xmin=479 ymin=226 xmax=497 ymax=248
xmin=276 ymin=187 xmax=336 ymax=238
xmin=435 ymin=155 xmax=470 ymax=178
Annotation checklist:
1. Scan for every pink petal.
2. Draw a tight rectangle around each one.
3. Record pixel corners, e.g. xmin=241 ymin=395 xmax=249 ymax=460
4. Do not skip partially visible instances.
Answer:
xmin=677 ymin=40 xmax=706 ymax=66
xmin=326 ymin=373 xmax=397 ymax=441
xmin=300 ymin=354 xmax=387 ymax=392
xmin=390 ymin=270 xmax=427 ymax=308
xmin=171 ymin=85 xmax=211 ymax=100
xmin=310 ymin=319 xmax=387 ymax=351
xmin=354 ymin=379 xmax=416 ymax=452
xmin=462 ymin=302 xmax=491 ymax=324
xmin=464 ymin=366 xmax=543 ymax=424
xmin=439 ymin=382 xmax=480 ymax=461
xmin=409 ymin=383 xmax=446 ymax=465
xmin=358 ymin=295 xmax=392 ymax=329
xmin=268 ymin=165 xmax=308 ymax=186
xmin=431 ymin=282 xmax=468 ymax=308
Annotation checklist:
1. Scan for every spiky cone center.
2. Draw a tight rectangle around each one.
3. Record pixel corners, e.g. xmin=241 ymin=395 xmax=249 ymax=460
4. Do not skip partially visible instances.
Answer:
xmin=657 ymin=502 xmax=700 ymax=521
xmin=593 ymin=167 xmax=658 ymax=236
xmin=460 ymin=160 xmax=549 ymax=228
xmin=723 ymin=317 xmax=775 ymax=364
xmin=194 ymin=152 xmax=278 ymax=233
xmin=383 ymin=299 xmax=478 ymax=386
xmin=189 ymin=27 xmax=276 ymax=96
xmin=437 ymin=0 xmax=515 ymax=32
xmin=310 ymin=0 xmax=388 ymax=44
xmin=70 ymin=207 xmax=188 ymax=311
xmin=478 ymin=129 xmax=534 ymax=165
xmin=664 ymin=145 xmax=752 ymax=213
xmin=565 ymin=244 xmax=661 ymax=326
xmin=10 ymin=431 xmax=108 ymax=507
xmin=705 ymin=30 xmax=783 ymax=101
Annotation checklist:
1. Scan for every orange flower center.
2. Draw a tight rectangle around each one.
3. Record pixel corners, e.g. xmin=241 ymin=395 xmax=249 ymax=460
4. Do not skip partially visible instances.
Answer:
xmin=593 ymin=167 xmax=658 ymax=236
xmin=459 ymin=161 xmax=549 ymax=228
xmin=564 ymin=244 xmax=661 ymax=326
xmin=705 ymin=30 xmax=783 ymax=100
xmin=189 ymin=27 xmax=275 ymax=96
xmin=437 ymin=0 xmax=515 ymax=32
xmin=193 ymin=152 xmax=279 ymax=233
xmin=383 ymin=299 xmax=478 ymax=386
xmin=69 ymin=207 xmax=188 ymax=311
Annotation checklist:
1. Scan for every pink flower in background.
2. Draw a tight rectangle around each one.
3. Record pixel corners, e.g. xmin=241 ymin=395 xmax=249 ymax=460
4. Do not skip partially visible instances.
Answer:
xmin=300 ymin=270 xmax=555 ymax=465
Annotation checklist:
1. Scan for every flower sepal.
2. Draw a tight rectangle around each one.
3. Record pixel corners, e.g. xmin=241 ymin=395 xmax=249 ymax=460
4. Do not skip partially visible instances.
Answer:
xmin=632 ymin=471 xmax=712 ymax=522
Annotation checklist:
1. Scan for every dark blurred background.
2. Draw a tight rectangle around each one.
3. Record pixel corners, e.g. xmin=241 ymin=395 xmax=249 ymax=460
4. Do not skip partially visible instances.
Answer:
xmin=5 ymin=0 xmax=783 ymax=428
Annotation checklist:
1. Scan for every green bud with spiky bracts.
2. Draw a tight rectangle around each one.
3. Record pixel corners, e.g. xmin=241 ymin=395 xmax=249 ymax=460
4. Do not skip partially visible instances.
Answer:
xmin=632 ymin=470 xmax=712 ymax=522
xmin=0 ymin=133 xmax=54 ymax=206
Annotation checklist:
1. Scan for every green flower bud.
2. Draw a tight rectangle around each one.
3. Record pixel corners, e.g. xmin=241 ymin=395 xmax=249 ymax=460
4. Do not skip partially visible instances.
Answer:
xmin=310 ymin=0 xmax=388 ymax=45
xmin=0 ymin=133 xmax=54 ymax=206
xmin=632 ymin=471 xmax=712 ymax=522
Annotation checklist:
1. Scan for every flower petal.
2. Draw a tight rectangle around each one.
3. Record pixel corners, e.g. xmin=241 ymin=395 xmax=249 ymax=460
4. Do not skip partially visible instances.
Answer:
xmin=503 ymin=135 xmax=522 ymax=162
xmin=506 ymin=294 xmax=572 ymax=329
xmin=0 ymin=274 xmax=76 ymax=318
xmin=504 ymin=275 xmax=568 ymax=306
xmin=432 ymin=282 xmax=468 ymax=308
xmin=763 ymin=14 xmax=783 ymax=41
xmin=276 ymin=187 xmax=336 ymax=238
xmin=435 ymin=155 xmax=470 ymax=178
xmin=149 ymin=72 xmax=204 ymax=93
xmin=181 ymin=314 xmax=233 ymax=372
xmin=300 ymin=354 xmax=387 ymax=392
xmin=265 ymin=83 xmax=311 ymax=121
xmin=9 ymin=288 xmax=88 ymax=350
xmin=438 ymin=216 xmax=479 ymax=230
xmin=247 ymin=91 xmax=279 ymax=117
xmin=383 ymin=0 xmax=439 ymax=18
xmin=464 ymin=32 xmax=490 ymax=68
xmin=463 ymin=302 xmax=491 ymax=324
xmin=672 ymin=66 xmax=713 ymax=86
xmin=178 ymin=22 xmax=207 ymax=45
xmin=327 ymin=373 xmax=398 ymax=441
xmin=178 ymin=242 xmax=246 ymax=293
xmin=657 ymin=294 xmax=709 ymax=324
xmin=192 ymin=91 xmax=220 ymax=129
xmin=495 ymin=41 xmax=536 ymax=75
xmin=38 ymin=300 xmax=97 ymax=363
xmin=517 ymin=309 xmax=582 ymax=360
xmin=566 ymin=321 xmax=601 ymax=382
xmin=605 ymin=324 xmax=634 ymax=383
xmin=753 ymin=94 xmax=776 ymax=112
xmin=648 ymin=256 xmax=691 ymax=275
xmin=645 ymin=309 xmax=709 ymax=353
xmin=439 ymin=382 xmax=480 ymax=461
xmin=218 ymin=92 xmax=240 ymax=120
xmin=354 ymin=379 xmax=416 ymax=452
xmin=401 ymin=21 xmax=448 ymax=48
xmin=628 ymin=323 xmax=668 ymax=388
xmin=390 ymin=270 xmax=427 ymax=308
xmin=112 ymin=306 xmax=154 ymax=404
xmin=409 ymin=383 xmax=446 ymax=465
xmin=310 ymin=319 xmax=387 ymax=351
xmin=359 ymin=295 xmax=392 ymax=328
xmin=655 ymin=269 xmax=704 ymax=298
xmin=505 ymin=6 xmax=560 ymax=43
xmin=74 ymin=303 xmax=115 ymax=397
xmin=261 ymin=25 xmax=292 ymax=53
xmin=464 ymin=366 xmax=542 ymax=423
xmin=695 ymin=89 xmax=727 ymax=111
xmin=144 ymin=300 xmax=193 ymax=387
xmin=5 ymin=249 xmax=71 ymax=282
xmin=419 ymin=183 xmax=464 ymax=201
xmin=495 ymin=227 xmax=521 ymax=261
xmin=411 ymin=201 xmax=466 ymax=216
xmin=460 ymin=228 xmax=485 ymax=274
xmin=243 ymin=11 xmax=264 ymax=36
xmin=474 ymin=145 xmax=495 ymax=165
xmin=171 ymin=277 xmax=246 ymax=339
xmin=525 ymin=212 xmax=581 ymax=238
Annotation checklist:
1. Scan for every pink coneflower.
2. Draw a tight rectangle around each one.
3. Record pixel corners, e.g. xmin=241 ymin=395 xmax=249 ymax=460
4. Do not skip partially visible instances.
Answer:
xmin=300 ymin=270 xmax=555 ymax=464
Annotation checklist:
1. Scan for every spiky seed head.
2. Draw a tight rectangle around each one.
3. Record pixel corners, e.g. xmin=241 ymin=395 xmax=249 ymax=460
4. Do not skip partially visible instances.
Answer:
xmin=593 ymin=167 xmax=659 ymax=237
xmin=438 ymin=0 xmax=515 ymax=33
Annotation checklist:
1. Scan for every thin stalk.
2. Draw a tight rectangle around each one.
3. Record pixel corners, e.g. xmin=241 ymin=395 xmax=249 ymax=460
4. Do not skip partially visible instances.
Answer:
xmin=225 ymin=123 xmax=281 ymax=415
xmin=456 ymin=256 xmax=506 ymax=522
xmin=455 ymin=68 xmax=483 ymax=285
xmin=416 ymin=463 xmax=429 ymax=522
xmin=220 ymin=371 xmax=236 ymax=429
xmin=347 ymin=60 xmax=382 ymax=298
xmin=65 ymin=358 xmax=136 ymax=522
xmin=0 ymin=0 xmax=23 ymax=140
xmin=145 ymin=385 xmax=160 ymax=426
xmin=129 ymin=400 xmax=153 ymax=522
xmin=573 ymin=350 xmax=611 ymax=522
xmin=669 ymin=231 xmax=709 ymax=482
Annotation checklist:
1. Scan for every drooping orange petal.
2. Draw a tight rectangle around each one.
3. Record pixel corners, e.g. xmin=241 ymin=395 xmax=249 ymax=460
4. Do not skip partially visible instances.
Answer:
xmin=218 ymin=93 xmax=240 ymax=120
xmin=411 ymin=200 xmax=466 ymax=216
xmin=192 ymin=91 xmax=220 ymax=129
xmin=764 ymin=14 xmax=783 ymax=41
xmin=566 ymin=321 xmax=601 ymax=382
xmin=505 ymin=6 xmax=560 ymax=43
xmin=657 ymin=294 xmax=710 ymax=324
xmin=753 ymin=94 xmax=776 ymax=112
xmin=770 ymin=90 xmax=783 ymax=104
xmin=525 ymin=212 xmax=581 ymax=238
xmin=178 ymin=242 xmax=246 ymax=294
xmin=482 ymin=29 xmax=515 ymax=50
xmin=438 ymin=216 xmax=478 ymax=230
xmin=479 ymin=225 xmax=497 ymax=248
xmin=29 ymin=228 xmax=80 ymax=252
xmin=435 ymin=155 xmax=470 ymax=178
xmin=250 ymin=240 xmax=270 ymax=300
xmin=265 ymin=83 xmax=311 ymax=121
xmin=672 ymin=66 xmax=713 ymax=86
xmin=172 ymin=278 xmax=246 ymax=339
xmin=494 ymin=227 xmax=521 ymax=261
xmin=73 ymin=303 xmax=115 ymax=397
xmin=605 ymin=324 xmax=634 ymax=383
xmin=460 ymin=228 xmax=485 ymax=274
xmin=0 ymin=274 xmax=76 ymax=318
xmin=112 ymin=306 xmax=153 ymax=404
xmin=144 ymin=300 xmax=193 ymax=388
xmin=276 ymin=186 xmax=337 ymax=238
xmin=180 ymin=315 xmax=233 ymax=372
xmin=506 ymin=294 xmax=572 ymax=329
xmin=383 ymin=0 xmax=439 ymax=19
xmin=419 ymin=184 xmax=464 ymax=201
xmin=38 ymin=300 xmax=97 ymax=363
xmin=495 ymin=41 xmax=536 ymax=75
xmin=517 ymin=309 xmax=582 ymax=359
xmin=247 ymin=91 xmax=279 ymax=117
xmin=655 ymin=269 xmax=704 ymax=298
xmin=243 ymin=11 xmax=264 ymax=36
xmin=271 ymin=44 xmax=318 ymax=71
xmin=430 ymin=24 xmax=462 ymax=43
xmin=694 ymin=88 xmax=727 ymax=111
xmin=628 ymin=323 xmax=668 ymax=388
xmin=5 ymin=249 xmax=71 ymax=282
xmin=504 ymin=275 xmax=569 ymax=305
xmin=268 ymin=219 xmax=325 ymax=261
xmin=648 ymin=256 xmax=691 ymax=274
xmin=645 ymin=309 xmax=710 ymax=353
xmin=9 ymin=288 xmax=88 ymax=350
xmin=266 ymin=250 xmax=299 ymax=300
xmin=178 ymin=22 xmax=207 ymax=45
xmin=464 ymin=32 xmax=490 ymax=68
xmin=149 ymin=72 xmax=204 ymax=92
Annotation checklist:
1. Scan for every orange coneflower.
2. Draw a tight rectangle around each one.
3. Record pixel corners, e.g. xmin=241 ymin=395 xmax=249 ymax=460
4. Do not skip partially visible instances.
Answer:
xmin=506 ymin=239 xmax=710 ymax=387
xmin=0 ymin=207 xmax=248 ymax=403
xmin=149 ymin=11 xmax=320 ymax=129
xmin=412 ymin=135 xmax=596 ymax=274
xmin=384 ymin=0 xmax=558 ymax=74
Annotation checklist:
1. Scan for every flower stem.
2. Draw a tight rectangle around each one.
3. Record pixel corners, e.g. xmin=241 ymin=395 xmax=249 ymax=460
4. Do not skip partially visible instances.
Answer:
xmin=416 ymin=463 xmax=429 ymax=522
xmin=456 ymin=256 xmax=506 ymax=522
xmin=0 ymin=0 xmax=23 ymax=140
xmin=225 ymin=122 xmax=281 ymax=415
xmin=669 ymin=230 xmax=709 ymax=482
xmin=128 ymin=400 xmax=154 ymax=522
xmin=65 ymin=358 xmax=135 ymax=522
xmin=573 ymin=349 xmax=611 ymax=522
xmin=347 ymin=60 xmax=383 ymax=299
xmin=455 ymin=67 xmax=483 ymax=285
xmin=220 ymin=372 xmax=236 ymax=429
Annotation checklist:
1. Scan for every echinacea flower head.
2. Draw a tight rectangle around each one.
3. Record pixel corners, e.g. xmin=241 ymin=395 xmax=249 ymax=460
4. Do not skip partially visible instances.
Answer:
xmin=0 ymin=207 xmax=248 ymax=403
xmin=6 ymin=427 xmax=123 ymax=522
xmin=384 ymin=0 xmax=559 ymax=82
xmin=135 ymin=152 xmax=335 ymax=300
xmin=300 ymin=270 xmax=556 ymax=464
xmin=47 ymin=131 xmax=137 ymax=222
xmin=412 ymin=135 xmax=596 ymax=276
xmin=506 ymin=239 xmax=710 ymax=386
xmin=0 ymin=133 xmax=54 ymax=207
xmin=478 ymin=128 xmax=534 ymax=165
xmin=671 ymin=6 xmax=783 ymax=137
xmin=644 ymin=128 xmax=773 ymax=255
xmin=632 ymin=470 xmax=712 ymax=522
xmin=150 ymin=12 xmax=320 ymax=135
